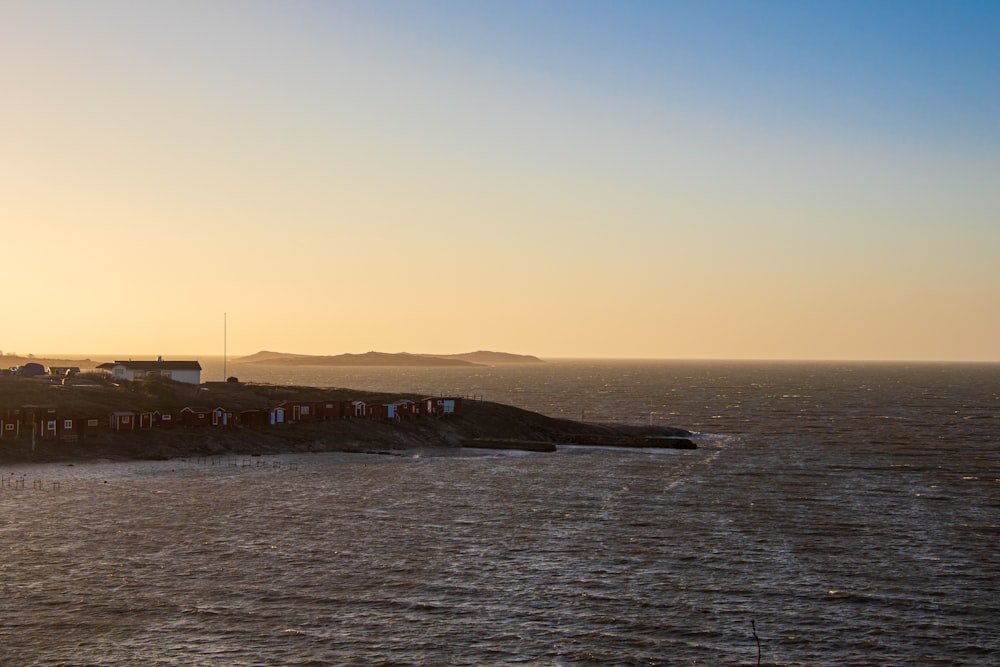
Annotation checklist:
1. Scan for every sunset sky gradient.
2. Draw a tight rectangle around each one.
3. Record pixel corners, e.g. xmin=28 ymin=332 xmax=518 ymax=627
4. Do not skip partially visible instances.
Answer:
xmin=3 ymin=1 xmax=998 ymax=360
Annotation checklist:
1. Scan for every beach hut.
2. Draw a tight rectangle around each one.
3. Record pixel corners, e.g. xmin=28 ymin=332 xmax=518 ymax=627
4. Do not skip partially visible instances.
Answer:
xmin=269 ymin=407 xmax=286 ymax=425
xmin=280 ymin=401 xmax=315 ymax=423
xmin=179 ymin=406 xmax=212 ymax=427
xmin=81 ymin=417 xmax=102 ymax=438
xmin=57 ymin=417 xmax=80 ymax=441
xmin=0 ymin=412 xmax=19 ymax=439
xmin=153 ymin=410 xmax=175 ymax=429
xmin=212 ymin=407 xmax=234 ymax=427
xmin=394 ymin=399 xmax=420 ymax=419
xmin=239 ymin=409 xmax=267 ymax=429
xmin=110 ymin=411 xmax=137 ymax=431
xmin=365 ymin=404 xmax=398 ymax=420
xmin=424 ymin=397 xmax=462 ymax=417
xmin=315 ymin=400 xmax=348 ymax=420
xmin=21 ymin=405 xmax=59 ymax=438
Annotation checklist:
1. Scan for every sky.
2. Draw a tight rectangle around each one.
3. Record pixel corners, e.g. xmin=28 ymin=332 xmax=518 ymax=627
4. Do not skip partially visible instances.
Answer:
xmin=2 ymin=0 xmax=999 ymax=361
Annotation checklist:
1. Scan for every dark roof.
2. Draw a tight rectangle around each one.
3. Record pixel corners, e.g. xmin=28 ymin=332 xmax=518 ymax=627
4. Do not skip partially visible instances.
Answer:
xmin=113 ymin=360 xmax=202 ymax=371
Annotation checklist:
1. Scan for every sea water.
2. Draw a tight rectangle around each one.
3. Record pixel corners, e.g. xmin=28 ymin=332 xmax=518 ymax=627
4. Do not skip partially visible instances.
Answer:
xmin=2 ymin=360 xmax=998 ymax=665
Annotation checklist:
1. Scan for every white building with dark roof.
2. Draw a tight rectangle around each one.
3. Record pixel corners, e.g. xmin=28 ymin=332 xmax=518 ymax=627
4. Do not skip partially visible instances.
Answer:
xmin=108 ymin=357 xmax=202 ymax=385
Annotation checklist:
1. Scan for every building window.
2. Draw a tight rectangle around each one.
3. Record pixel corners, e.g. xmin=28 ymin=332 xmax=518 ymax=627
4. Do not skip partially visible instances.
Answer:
xmin=64 ymin=420 xmax=73 ymax=430
xmin=47 ymin=420 xmax=57 ymax=431
xmin=122 ymin=416 xmax=130 ymax=423
xmin=87 ymin=419 xmax=99 ymax=427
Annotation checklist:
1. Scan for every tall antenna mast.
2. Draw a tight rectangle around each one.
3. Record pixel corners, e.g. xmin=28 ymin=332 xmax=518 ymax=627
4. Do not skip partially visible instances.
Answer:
xmin=223 ymin=311 xmax=227 ymax=381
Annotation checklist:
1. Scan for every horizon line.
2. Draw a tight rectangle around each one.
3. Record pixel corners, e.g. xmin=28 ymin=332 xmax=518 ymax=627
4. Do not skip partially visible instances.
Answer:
xmin=8 ymin=352 xmax=1000 ymax=365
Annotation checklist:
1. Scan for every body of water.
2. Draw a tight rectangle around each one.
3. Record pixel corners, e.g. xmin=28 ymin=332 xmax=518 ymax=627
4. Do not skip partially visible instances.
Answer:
xmin=2 ymin=360 xmax=998 ymax=665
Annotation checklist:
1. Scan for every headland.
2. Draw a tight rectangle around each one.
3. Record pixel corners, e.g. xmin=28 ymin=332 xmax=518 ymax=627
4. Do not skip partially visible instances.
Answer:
xmin=0 ymin=375 xmax=694 ymax=465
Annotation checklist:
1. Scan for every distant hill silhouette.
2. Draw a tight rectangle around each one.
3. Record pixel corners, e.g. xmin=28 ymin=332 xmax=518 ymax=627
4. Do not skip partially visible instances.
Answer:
xmin=235 ymin=350 xmax=544 ymax=367
xmin=425 ymin=351 xmax=544 ymax=365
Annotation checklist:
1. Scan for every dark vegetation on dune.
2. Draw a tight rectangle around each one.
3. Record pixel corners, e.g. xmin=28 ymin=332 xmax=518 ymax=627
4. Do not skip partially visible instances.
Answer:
xmin=0 ymin=376 xmax=693 ymax=464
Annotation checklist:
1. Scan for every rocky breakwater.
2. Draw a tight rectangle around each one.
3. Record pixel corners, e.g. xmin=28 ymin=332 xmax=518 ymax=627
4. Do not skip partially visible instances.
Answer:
xmin=460 ymin=432 xmax=696 ymax=453
xmin=557 ymin=433 xmax=697 ymax=449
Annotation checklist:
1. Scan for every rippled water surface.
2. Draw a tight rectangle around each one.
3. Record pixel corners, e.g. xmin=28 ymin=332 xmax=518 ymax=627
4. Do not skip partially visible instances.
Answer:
xmin=2 ymin=361 xmax=999 ymax=665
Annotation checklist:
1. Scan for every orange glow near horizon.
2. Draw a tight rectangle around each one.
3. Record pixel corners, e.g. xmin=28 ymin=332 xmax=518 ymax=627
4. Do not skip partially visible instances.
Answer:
xmin=2 ymin=3 xmax=998 ymax=362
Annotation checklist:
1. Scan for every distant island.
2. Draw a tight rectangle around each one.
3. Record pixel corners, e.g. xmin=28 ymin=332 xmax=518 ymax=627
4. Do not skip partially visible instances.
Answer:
xmin=235 ymin=350 xmax=545 ymax=367
xmin=1 ymin=354 xmax=99 ymax=369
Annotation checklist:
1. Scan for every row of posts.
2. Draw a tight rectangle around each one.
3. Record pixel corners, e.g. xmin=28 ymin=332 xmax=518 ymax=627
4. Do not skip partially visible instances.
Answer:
xmin=1 ymin=475 xmax=59 ymax=491
xmin=1 ymin=455 xmax=296 ymax=492
xmin=178 ymin=455 xmax=297 ymax=470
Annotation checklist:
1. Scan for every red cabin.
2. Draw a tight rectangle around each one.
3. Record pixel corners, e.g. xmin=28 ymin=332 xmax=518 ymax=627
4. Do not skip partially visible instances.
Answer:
xmin=279 ymin=401 xmax=316 ymax=423
xmin=424 ymin=397 xmax=462 ymax=417
xmin=110 ymin=411 xmax=136 ymax=431
xmin=315 ymin=400 xmax=350 ymax=420
xmin=154 ymin=410 xmax=175 ymax=429
xmin=0 ymin=410 xmax=19 ymax=440
xmin=179 ymin=406 xmax=212 ymax=427
xmin=19 ymin=405 xmax=59 ymax=439
xmin=81 ymin=417 xmax=102 ymax=438
xmin=239 ymin=409 xmax=267 ymax=428
xmin=394 ymin=399 xmax=420 ymax=418
xmin=58 ymin=417 xmax=80 ymax=441
xmin=212 ymin=407 xmax=234 ymax=427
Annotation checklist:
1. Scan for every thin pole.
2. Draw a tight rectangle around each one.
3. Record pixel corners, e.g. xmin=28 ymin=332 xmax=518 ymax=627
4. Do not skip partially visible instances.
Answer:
xmin=223 ymin=312 xmax=227 ymax=381
xmin=752 ymin=619 xmax=761 ymax=667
